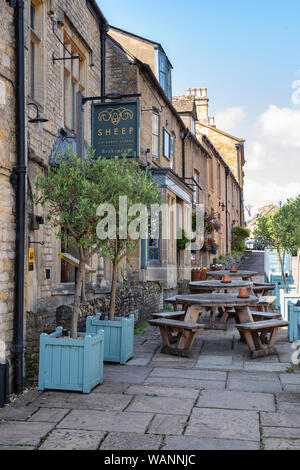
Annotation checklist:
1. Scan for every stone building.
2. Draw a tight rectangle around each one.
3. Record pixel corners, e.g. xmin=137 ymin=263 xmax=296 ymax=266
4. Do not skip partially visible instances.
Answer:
xmin=0 ymin=0 xmax=112 ymax=387
xmin=0 ymin=1 xmax=17 ymax=375
xmin=106 ymin=28 xmax=211 ymax=294
xmin=173 ymin=89 xmax=245 ymax=259
xmin=193 ymin=88 xmax=245 ymax=228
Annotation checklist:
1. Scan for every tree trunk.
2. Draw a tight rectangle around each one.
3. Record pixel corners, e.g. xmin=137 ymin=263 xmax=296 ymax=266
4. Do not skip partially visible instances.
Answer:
xmin=109 ymin=260 xmax=118 ymax=321
xmin=71 ymin=259 xmax=85 ymax=338
xmin=296 ymin=249 xmax=300 ymax=294
xmin=277 ymin=247 xmax=286 ymax=284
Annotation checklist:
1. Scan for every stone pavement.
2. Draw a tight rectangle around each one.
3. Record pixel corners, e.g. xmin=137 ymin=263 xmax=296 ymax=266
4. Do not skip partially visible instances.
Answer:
xmin=0 ymin=320 xmax=299 ymax=451
xmin=0 ymin=251 xmax=299 ymax=451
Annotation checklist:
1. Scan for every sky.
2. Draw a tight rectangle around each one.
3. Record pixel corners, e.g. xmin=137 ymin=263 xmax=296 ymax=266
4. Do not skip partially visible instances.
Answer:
xmin=98 ymin=0 xmax=300 ymax=220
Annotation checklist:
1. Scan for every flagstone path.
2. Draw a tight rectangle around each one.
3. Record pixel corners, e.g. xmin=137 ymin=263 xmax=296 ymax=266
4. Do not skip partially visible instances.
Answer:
xmin=0 ymin=252 xmax=299 ymax=450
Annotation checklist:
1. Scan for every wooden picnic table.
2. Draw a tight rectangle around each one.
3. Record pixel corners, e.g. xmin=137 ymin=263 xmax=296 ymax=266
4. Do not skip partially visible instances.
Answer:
xmin=174 ymin=294 xmax=289 ymax=358
xmin=206 ymin=270 xmax=258 ymax=281
xmin=189 ymin=279 xmax=253 ymax=293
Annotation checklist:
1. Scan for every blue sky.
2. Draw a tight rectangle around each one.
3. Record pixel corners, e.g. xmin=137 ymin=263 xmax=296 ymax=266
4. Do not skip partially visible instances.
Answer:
xmin=98 ymin=0 xmax=300 ymax=218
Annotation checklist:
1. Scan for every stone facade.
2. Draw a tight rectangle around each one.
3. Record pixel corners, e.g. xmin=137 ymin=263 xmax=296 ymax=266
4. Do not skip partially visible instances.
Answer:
xmin=0 ymin=0 xmax=17 ymax=379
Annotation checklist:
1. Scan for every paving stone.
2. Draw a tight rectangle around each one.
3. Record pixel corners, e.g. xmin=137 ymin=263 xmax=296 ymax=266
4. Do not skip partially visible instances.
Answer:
xmin=28 ymin=408 xmax=70 ymax=423
xmin=0 ymin=421 xmax=56 ymax=446
xmin=7 ymin=390 xmax=42 ymax=408
xmin=145 ymin=376 xmax=225 ymax=390
xmin=0 ymin=445 xmax=36 ymax=450
xmin=127 ymin=355 xmax=153 ymax=366
xmin=196 ymin=355 xmax=233 ymax=367
xmin=39 ymin=429 xmax=105 ymax=450
xmin=279 ymin=373 xmax=300 ymax=385
xmin=126 ymin=395 xmax=194 ymax=415
xmin=57 ymin=410 xmax=153 ymax=433
xmin=125 ymin=385 xmax=199 ymax=399
xmin=244 ymin=362 xmax=292 ymax=372
xmin=277 ymin=403 xmax=300 ymax=414
xmin=92 ymin=382 xmax=129 ymax=394
xmin=197 ymin=389 xmax=275 ymax=412
xmin=163 ymin=436 xmax=260 ymax=450
xmin=282 ymin=384 xmax=300 ymax=392
xmin=264 ymin=438 xmax=300 ymax=450
xmin=33 ymin=392 xmax=133 ymax=411
xmin=151 ymin=352 xmax=198 ymax=365
xmin=0 ymin=406 xmax=38 ymax=421
xmin=103 ymin=366 xmax=152 ymax=384
xmin=227 ymin=372 xmax=282 ymax=392
xmin=201 ymin=339 xmax=233 ymax=354
xmin=149 ymin=368 xmax=226 ymax=381
xmin=100 ymin=432 xmax=162 ymax=450
xmin=263 ymin=427 xmax=300 ymax=439
xmin=147 ymin=414 xmax=188 ymax=436
xmin=276 ymin=392 xmax=300 ymax=403
xmin=185 ymin=408 xmax=260 ymax=441
xmin=261 ymin=411 xmax=300 ymax=428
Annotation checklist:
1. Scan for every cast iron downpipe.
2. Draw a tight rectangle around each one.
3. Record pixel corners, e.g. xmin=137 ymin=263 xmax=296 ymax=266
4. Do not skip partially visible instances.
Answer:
xmin=181 ymin=130 xmax=189 ymax=180
xmin=225 ymin=168 xmax=230 ymax=253
xmin=9 ymin=0 xmax=26 ymax=394
xmin=100 ymin=23 xmax=109 ymax=102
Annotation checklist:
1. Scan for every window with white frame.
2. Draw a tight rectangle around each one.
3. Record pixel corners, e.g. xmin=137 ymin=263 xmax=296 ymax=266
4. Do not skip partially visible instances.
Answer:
xmin=152 ymin=111 xmax=160 ymax=160
xmin=28 ymin=0 xmax=44 ymax=104
xmin=163 ymin=128 xmax=172 ymax=160
xmin=193 ymin=169 xmax=200 ymax=204
xmin=63 ymin=29 xmax=86 ymax=131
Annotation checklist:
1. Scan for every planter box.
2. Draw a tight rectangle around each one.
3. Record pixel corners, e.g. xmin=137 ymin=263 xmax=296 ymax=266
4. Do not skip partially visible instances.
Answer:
xmin=38 ymin=327 xmax=104 ymax=394
xmin=280 ymin=289 xmax=300 ymax=321
xmin=191 ymin=270 xmax=207 ymax=281
xmin=274 ymin=284 xmax=296 ymax=309
xmin=86 ymin=314 xmax=134 ymax=364
xmin=288 ymin=301 xmax=300 ymax=342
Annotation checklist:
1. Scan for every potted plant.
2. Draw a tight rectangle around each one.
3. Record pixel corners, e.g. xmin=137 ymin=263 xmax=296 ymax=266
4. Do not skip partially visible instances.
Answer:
xmin=86 ymin=156 xmax=161 ymax=364
xmin=35 ymin=149 xmax=108 ymax=393
xmin=191 ymin=267 xmax=207 ymax=281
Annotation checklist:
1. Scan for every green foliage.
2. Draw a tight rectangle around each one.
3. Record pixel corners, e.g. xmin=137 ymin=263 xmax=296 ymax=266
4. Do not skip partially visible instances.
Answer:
xmin=232 ymin=226 xmax=250 ymax=252
xmin=177 ymin=228 xmax=191 ymax=251
xmin=34 ymin=147 xmax=161 ymax=332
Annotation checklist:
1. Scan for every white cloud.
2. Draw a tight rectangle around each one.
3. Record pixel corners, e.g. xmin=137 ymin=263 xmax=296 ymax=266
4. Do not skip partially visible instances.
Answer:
xmin=214 ymin=107 xmax=246 ymax=133
xmin=244 ymin=179 xmax=300 ymax=220
xmin=258 ymin=105 xmax=300 ymax=147
xmin=244 ymin=141 xmax=264 ymax=171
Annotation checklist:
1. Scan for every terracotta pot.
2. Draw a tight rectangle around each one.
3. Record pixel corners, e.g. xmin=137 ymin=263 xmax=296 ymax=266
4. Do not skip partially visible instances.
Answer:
xmin=221 ymin=274 xmax=232 ymax=283
xmin=230 ymin=265 xmax=238 ymax=273
xmin=199 ymin=271 xmax=207 ymax=281
xmin=238 ymin=287 xmax=249 ymax=298
xmin=191 ymin=270 xmax=201 ymax=282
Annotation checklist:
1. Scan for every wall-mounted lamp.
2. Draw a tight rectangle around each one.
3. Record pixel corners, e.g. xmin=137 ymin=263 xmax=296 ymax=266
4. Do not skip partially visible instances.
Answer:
xmin=219 ymin=201 xmax=226 ymax=212
xmin=28 ymin=102 xmax=48 ymax=134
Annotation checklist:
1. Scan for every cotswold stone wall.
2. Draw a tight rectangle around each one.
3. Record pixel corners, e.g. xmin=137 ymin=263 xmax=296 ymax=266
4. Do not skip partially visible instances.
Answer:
xmin=25 ymin=281 xmax=163 ymax=381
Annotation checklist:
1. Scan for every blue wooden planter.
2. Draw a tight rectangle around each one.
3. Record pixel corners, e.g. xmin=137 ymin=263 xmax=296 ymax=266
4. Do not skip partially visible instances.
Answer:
xmin=86 ymin=314 xmax=134 ymax=364
xmin=288 ymin=302 xmax=300 ymax=342
xmin=274 ymin=284 xmax=296 ymax=309
xmin=280 ymin=290 xmax=300 ymax=321
xmin=270 ymin=274 xmax=294 ymax=306
xmin=38 ymin=327 xmax=104 ymax=393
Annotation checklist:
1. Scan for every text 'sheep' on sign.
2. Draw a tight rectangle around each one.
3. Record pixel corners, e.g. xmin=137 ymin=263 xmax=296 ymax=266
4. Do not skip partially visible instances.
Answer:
xmin=92 ymin=100 xmax=139 ymax=158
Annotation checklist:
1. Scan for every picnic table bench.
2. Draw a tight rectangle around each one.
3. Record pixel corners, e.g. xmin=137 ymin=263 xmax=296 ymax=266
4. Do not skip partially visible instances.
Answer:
xmin=151 ymin=294 xmax=289 ymax=358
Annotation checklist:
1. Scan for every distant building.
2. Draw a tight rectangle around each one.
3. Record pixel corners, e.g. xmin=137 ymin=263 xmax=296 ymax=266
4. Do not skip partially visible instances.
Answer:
xmin=247 ymin=204 xmax=278 ymax=239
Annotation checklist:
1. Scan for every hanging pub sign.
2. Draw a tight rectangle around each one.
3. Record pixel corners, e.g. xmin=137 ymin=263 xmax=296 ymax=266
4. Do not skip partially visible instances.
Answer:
xmin=92 ymin=100 xmax=140 ymax=158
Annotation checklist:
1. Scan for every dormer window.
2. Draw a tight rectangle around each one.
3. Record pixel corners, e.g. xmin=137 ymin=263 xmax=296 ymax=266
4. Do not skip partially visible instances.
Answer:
xmin=156 ymin=48 xmax=172 ymax=100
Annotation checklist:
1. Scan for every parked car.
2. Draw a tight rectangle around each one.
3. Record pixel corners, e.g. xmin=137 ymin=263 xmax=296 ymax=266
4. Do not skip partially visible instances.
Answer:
xmin=245 ymin=240 xmax=255 ymax=250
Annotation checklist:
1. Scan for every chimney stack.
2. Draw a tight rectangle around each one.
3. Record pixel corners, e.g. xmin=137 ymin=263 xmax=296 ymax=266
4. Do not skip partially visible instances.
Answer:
xmin=195 ymin=88 xmax=209 ymax=125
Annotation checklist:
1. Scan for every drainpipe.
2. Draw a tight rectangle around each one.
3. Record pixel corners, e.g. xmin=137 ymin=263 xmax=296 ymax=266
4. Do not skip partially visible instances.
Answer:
xmin=8 ymin=0 xmax=26 ymax=394
xmin=180 ymin=129 xmax=188 ymax=180
xmin=225 ymin=168 xmax=230 ymax=253
xmin=100 ymin=24 xmax=109 ymax=102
